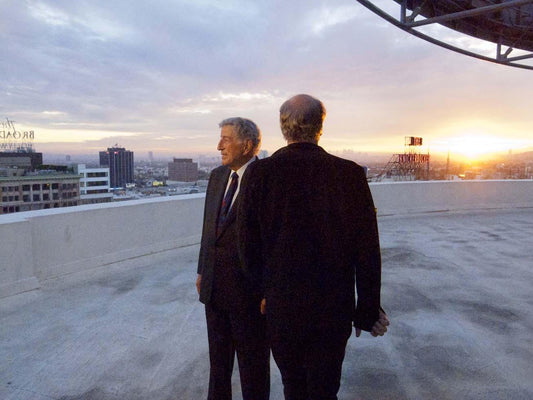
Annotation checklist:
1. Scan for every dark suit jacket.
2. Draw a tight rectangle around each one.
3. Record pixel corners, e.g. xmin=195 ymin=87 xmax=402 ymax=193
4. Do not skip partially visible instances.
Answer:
xmin=238 ymin=143 xmax=382 ymax=332
xmin=197 ymin=164 xmax=261 ymax=310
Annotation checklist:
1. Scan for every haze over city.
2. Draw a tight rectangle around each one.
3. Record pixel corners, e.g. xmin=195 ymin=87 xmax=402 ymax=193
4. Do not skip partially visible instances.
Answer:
xmin=2 ymin=0 xmax=532 ymax=162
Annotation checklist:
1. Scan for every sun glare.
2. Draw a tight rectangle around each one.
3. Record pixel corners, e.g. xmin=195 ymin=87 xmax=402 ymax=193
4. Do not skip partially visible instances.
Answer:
xmin=438 ymin=134 xmax=522 ymax=161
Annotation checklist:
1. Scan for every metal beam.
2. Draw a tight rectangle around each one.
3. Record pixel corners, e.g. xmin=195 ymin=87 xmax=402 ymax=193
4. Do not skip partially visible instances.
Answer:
xmin=506 ymin=52 xmax=533 ymax=61
xmin=406 ymin=0 xmax=533 ymax=28
xmin=356 ymin=0 xmax=533 ymax=71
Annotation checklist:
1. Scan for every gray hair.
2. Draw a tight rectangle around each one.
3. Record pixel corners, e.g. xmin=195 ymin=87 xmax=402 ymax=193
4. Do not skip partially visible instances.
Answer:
xmin=279 ymin=94 xmax=326 ymax=143
xmin=219 ymin=117 xmax=261 ymax=155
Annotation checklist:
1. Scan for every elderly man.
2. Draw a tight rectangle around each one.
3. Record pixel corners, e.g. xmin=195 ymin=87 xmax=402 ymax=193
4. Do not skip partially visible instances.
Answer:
xmin=197 ymin=117 xmax=269 ymax=400
xmin=238 ymin=95 xmax=389 ymax=400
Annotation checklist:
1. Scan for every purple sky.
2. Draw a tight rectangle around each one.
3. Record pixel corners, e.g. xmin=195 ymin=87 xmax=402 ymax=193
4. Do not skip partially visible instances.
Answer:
xmin=2 ymin=0 xmax=532 ymax=161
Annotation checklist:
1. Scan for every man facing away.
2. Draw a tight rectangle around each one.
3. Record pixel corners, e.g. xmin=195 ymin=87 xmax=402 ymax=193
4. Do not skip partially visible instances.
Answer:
xmin=197 ymin=117 xmax=270 ymax=400
xmin=238 ymin=94 xmax=389 ymax=400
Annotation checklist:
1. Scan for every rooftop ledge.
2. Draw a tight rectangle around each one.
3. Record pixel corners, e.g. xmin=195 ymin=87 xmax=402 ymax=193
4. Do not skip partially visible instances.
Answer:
xmin=1 ymin=180 xmax=533 ymax=300
xmin=1 ymin=180 xmax=533 ymax=399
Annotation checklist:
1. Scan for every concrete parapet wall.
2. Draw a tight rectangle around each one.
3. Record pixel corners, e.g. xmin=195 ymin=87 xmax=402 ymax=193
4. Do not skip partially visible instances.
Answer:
xmin=1 ymin=194 xmax=205 ymax=298
xmin=370 ymin=180 xmax=533 ymax=216
xmin=0 ymin=217 xmax=39 ymax=299
xmin=1 ymin=180 xmax=532 ymax=298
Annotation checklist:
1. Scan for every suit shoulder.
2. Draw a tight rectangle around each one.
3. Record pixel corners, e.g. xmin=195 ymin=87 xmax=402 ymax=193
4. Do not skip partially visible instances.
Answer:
xmin=246 ymin=157 xmax=273 ymax=174
xmin=211 ymin=165 xmax=228 ymax=174
xmin=208 ymin=165 xmax=229 ymax=179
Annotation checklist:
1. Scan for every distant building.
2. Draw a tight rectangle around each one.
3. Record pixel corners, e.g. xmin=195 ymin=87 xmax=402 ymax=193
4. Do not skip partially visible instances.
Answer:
xmin=99 ymin=146 xmax=134 ymax=189
xmin=73 ymin=164 xmax=113 ymax=205
xmin=0 ymin=151 xmax=43 ymax=171
xmin=0 ymin=174 xmax=80 ymax=215
xmin=168 ymin=158 xmax=198 ymax=182
xmin=0 ymin=167 xmax=25 ymax=178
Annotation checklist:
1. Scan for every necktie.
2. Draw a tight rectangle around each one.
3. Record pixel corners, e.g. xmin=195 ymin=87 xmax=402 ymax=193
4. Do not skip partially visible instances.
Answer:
xmin=218 ymin=172 xmax=238 ymax=230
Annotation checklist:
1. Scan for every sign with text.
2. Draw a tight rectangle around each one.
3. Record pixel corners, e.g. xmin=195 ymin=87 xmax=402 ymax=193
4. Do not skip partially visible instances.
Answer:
xmin=405 ymin=136 xmax=423 ymax=146
xmin=1 ymin=118 xmax=35 ymax=152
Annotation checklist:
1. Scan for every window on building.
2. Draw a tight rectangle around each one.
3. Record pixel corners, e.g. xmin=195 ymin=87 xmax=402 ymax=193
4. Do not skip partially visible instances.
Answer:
xmin=33 ymin=194 xmax=40 ymax=201
xmin=32 ymin=184 xmax=40 ymax=191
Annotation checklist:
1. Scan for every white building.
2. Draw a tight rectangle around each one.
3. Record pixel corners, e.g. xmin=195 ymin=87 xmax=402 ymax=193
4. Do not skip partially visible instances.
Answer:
xmin=73 ymin=164 xmax=113 ymax=204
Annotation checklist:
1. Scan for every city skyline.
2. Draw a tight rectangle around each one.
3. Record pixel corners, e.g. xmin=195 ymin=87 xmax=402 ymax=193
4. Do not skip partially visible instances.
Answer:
xmin=2 ymin=0 xmax=533 ymax=162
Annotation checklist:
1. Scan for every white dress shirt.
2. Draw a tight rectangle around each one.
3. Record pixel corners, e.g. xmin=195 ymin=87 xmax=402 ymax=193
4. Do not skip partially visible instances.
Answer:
xmin=223 ymin=156 xmax=256 ymax=211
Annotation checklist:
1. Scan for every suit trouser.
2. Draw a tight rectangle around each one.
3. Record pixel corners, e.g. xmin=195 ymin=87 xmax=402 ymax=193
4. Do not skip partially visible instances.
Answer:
xmin=205 ymin=301 xmax=270 ymax=400
xmin=269 ymin=321 xmax=352 ymax=400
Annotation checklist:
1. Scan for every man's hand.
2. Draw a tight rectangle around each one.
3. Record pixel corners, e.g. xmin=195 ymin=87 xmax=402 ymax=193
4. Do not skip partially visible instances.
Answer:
xmin=355 ymin=309 xmax=390 ymax=337
xmin=196 ymin=274 xmax=202 ymax=295
xmin=260 ymin=298 xmax=266 ymax=315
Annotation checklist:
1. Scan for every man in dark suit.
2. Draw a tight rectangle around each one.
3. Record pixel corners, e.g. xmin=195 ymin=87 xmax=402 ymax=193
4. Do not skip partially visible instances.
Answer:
xmin=238 ymin=94 xmax=389 ymax=400
xmin=197 ymin=117 xmax=269 ymax=400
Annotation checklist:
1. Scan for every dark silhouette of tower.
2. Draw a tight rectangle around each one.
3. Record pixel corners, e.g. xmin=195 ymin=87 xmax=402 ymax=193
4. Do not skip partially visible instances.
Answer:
xmin=99 ymin=145 xmax=134 ymax=189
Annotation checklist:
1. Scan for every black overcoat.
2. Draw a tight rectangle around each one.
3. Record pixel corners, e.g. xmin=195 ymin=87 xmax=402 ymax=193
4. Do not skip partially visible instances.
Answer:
xmin=238 ymin=143 xmax=382 ymax=332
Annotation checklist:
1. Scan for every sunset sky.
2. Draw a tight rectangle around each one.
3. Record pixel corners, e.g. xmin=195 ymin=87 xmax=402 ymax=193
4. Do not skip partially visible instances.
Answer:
xmin=1 ymin=0 xmax=532 ymax=161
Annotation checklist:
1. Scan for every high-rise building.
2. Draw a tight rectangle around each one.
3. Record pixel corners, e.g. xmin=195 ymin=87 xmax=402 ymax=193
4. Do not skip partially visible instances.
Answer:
xmin=99 ymin=146 xmax=134 ymax=189
xmin=168 ymin=158 xmax=198 ymax=182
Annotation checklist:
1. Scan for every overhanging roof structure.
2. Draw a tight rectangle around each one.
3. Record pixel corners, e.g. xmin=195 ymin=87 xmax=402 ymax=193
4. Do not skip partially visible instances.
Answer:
xmin=356 ymin=0 xmax=533 ymax=70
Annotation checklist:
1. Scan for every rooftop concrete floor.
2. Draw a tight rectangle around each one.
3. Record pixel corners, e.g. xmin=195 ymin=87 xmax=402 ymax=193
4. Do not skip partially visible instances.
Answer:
xmin=1 ymin=208 xmax=532 ymax=400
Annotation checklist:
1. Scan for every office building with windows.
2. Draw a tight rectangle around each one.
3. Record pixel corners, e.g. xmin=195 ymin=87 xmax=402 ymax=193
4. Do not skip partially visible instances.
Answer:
xmin=73 ymin=164 xmax=113 ymax=205
xmin=0 ymin=174 xmax=80 ymax=215
xmin=168 ymin=158 xmax=198 ymax=182
xmin=0 ymin=151 xmax=43 ymax=171
xmin=99 ymin=146 xmax=134 ymax=189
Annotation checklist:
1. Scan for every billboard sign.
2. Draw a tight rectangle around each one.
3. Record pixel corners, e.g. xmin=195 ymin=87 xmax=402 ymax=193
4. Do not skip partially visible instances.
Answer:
xmin=1 ymin=118 xmax=35 ymax=152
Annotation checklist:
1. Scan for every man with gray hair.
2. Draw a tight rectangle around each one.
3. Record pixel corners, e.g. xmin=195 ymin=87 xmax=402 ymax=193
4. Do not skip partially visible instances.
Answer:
xmin=197 ymin=117 xmax=269 ymax=400
xmin=238 ymin=95 xmax=389 ymax=399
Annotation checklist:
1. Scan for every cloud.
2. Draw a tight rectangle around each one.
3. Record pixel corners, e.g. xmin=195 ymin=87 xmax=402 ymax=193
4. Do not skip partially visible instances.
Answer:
xmin=307 ymin=5 xmax=361 ymax=35
xmin=1 ymin=0 xmax=532 ymax=158
xmin=28 ymin=2 xmax=71 ymax=27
